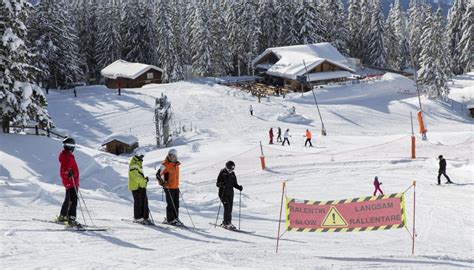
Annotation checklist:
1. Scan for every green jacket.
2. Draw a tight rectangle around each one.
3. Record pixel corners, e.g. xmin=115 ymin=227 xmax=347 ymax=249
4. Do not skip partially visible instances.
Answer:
xmin=128 ymin=156 xmax=147 ymax=191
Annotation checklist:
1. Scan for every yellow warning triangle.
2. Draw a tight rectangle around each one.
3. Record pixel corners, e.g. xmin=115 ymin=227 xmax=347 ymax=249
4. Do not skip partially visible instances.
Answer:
xmin=321 ymin=206 xmax=348 ymax=227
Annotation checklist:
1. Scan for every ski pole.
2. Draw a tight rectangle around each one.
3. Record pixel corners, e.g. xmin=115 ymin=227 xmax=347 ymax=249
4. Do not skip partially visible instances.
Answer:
xmin=70 ymin=176 xmax=87 ymax=226
xmin=73 ymin=176 xmax=96 ymax=227
xmin=215 ymin=185 xmax=226 ymax=228
xmin=239 ymin=190 xmax=242 ymax=230
xmin=180 ymin=192 xmax=195 ymax=228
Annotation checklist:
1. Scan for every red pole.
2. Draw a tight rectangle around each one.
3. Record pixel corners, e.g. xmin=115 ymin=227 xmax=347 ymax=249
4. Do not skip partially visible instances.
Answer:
xmin=411 ymin=136 xmax=416 ymax=159
xmin=412 ymin=181 xmax=416 ymax=255
xmin=276 ymin=181 xmax=286 ymax=253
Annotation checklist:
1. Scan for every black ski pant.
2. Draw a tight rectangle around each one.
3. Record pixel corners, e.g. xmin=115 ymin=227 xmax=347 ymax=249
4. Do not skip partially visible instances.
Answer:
xmin=305 ymin=138 xmax=313 ymax=147
xmin=132 ymin=188 xmax=149 ymax=220
xmin=60 ymin=188 xmax=78 ymax=219
xmin=219 ymin=189 xmax=234 ymax=225
xmin=438 ymin=170 xmax=451 ymax=184
xmin=282 ymin=138 xmax=290 ymax=146
xmin=277 ymin=135 xmax=282 ymax=142
xmin=164 ymin=188 xmax=179 ymax=222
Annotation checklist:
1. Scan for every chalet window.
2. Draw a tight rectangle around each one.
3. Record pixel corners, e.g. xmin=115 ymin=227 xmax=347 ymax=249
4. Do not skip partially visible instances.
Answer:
xmin=147 ymin=72 xmax=154 ymax=79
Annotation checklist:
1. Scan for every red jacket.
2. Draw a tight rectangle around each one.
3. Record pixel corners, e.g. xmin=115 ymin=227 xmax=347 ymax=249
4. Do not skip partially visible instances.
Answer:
xmin=59 ymin=150 xmax=79 ymax=190
xmin=373 ymin=179 xmax=381 ymax=187
xmin=269 ymin=128 xmax=274 ymax=137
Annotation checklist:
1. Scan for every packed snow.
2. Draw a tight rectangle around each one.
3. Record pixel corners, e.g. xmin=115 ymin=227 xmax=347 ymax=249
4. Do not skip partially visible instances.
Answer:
xmin=1 ymin=73 xmax=473 ymax=269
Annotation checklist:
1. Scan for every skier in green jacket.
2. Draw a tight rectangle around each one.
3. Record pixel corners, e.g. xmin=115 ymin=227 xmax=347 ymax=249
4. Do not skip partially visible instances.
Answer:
xmin=128 ymin=148 xmax=151 ymax=224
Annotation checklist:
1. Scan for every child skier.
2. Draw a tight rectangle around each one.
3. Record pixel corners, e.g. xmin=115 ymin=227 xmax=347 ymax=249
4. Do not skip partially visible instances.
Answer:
xmin=57 ymin=137 xmax=80 ymax=226
xmin=282 ymin=128 xmax=291 ymax=146
xmin=128 ymin=148 xmax=151 ymax=224
xmin=304 ymin=129 xmax=313 ymax=147
xmin=277 ymin=127 xmax=282 ymax=142
xmin=373 ymin=176 xmax=383 ymax=196
xmin=156 ymin=149 xmax=182 ymax=226
xmin=216 ymin=161 xmax=243 ymax=230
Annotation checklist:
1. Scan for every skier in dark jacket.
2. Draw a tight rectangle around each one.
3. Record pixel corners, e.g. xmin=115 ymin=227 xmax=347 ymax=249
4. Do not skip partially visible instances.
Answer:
xmin=438 ymin=155 xmax=452 ymax=185
xmin=269 ymin=128 xmax=274 ymax=144
xmin=216 ymin=161 xmax=243 ymax=229
xmin=277 ymin=127 xmax=282 ymax=142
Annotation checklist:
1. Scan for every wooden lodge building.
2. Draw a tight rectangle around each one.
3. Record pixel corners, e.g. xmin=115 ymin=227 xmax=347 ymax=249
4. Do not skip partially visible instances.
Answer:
xmin=101 ymin=133 xmax=138 ymax=155
xmin=101 ymin=60 xmax=163 ymax=89
xmin=252 ymin=42 xmax=355 ymax=90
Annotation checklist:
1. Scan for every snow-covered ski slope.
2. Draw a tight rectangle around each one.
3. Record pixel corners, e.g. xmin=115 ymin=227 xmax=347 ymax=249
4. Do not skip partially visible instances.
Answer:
xmin=1 ymin=73 xmax=473 ymax=269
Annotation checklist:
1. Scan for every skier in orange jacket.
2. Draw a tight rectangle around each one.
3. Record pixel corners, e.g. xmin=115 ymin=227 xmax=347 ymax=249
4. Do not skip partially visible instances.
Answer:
xmin=304 ymin=129 xmax=313 ymax=147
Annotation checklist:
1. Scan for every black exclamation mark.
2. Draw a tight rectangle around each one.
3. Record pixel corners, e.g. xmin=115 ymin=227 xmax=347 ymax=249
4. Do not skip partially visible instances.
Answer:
xmin=332 ymin=213 xmax=336 ymax=224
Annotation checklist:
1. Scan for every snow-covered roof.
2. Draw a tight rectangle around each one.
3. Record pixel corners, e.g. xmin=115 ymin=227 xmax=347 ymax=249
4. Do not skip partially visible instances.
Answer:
xmin=102 ymin=133 xmax=138 ymax=146
xmin=100 ymin=60 xmax=163 ymax=80
xmin=252 ymin=43 xmax=354 ymax=80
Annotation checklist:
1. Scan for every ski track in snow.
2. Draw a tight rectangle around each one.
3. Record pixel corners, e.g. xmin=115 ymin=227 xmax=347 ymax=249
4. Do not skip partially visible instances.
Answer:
xmin=1 ymin=73 xmax=473 ymax=269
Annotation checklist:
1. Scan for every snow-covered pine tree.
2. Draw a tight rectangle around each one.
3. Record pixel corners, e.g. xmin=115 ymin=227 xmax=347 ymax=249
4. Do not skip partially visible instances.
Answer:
xmin=191 ymin=1 xmax=213 ymax=77
xmin=1 ymin=0 xmax=52 ymax=129
xmin=368 ymin=0 xmax=385 ymax=67
xmin=275 ymin=0 xmax=299 ymax=47
xmin=257 ymin=0 xmax=278 ymax=51
xmin=359 ymin=0 xmax=372 ymax=62
xmin=456 ymin=2 xmax=473 ymax=74
xmin=72 ymin=0 xmax=99 ymax=83
xmin=447 ymin=0 xmax=468 ymax=75
xmin=418 ymin=8 xmax=452 ymax=97
xmin=141 ymin=1 xmax=158 ymax=66
xmin=121 ymin=0 xmax=148 ymax=63
xmin=240 ymin=0 xmax=261 ymax=75
xmin=348 ymin=0 xmax=363 ymax=58
xmin=95 ymin=1 xmax=122 ymax=71
xmin=295 ymin=0 xmax=325 ymax=45
xmin=320 ymin=0 xmax=348 ymax=54
xmin=407 ymin=0 xmax=426 ymax=69
xmin=385 ymin=0 xmax=409 ymax=70
xmin=209 ymin=1 xmax=232 ymax=76
xmin=28 ymin=0 xmax=84 ymax=88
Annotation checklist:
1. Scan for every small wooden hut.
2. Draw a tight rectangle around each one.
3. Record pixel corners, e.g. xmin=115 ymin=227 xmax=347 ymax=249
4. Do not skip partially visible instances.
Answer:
xmin=102 ymin=133 xmax=138 ymax=155
xmin=101 ymin=60 xmax=163 ymax=89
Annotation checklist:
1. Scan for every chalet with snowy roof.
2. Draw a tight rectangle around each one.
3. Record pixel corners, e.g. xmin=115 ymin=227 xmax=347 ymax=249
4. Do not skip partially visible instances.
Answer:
xmin=252 ymin=42 xmax=355 ymax=90
xmin=101 ymin=60 xmax=163 ymax=89
xmin=101 ymin=133 xmax=138 ymax=155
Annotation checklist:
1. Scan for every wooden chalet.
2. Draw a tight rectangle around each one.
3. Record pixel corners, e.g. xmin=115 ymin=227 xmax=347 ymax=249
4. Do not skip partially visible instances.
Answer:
xmin=101 ymin=133 xmax=138 ymax=155
xmin=252 ymin=42 xmax=355 ymax=90
xmin=101 ymin=60 xmax=163 ymax=89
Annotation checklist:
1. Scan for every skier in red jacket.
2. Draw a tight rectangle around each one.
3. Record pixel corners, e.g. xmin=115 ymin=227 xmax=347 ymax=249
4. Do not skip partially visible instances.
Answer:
xmin=57 ymin=137 xmax=80 ymax=225
xmin=373 ymin=176 xmax=383 ymax=196
xmin=269 ymin=128 xmax=274 ymax=144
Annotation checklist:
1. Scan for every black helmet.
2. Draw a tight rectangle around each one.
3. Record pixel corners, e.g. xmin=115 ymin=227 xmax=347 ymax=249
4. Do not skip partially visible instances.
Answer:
xmin=438 ymin=155 xmax=443 ymax=159
xmin=63 ymin=137 xmax=76 ymax=152
xmin=225 ymin=160 xmax=235 ymax=171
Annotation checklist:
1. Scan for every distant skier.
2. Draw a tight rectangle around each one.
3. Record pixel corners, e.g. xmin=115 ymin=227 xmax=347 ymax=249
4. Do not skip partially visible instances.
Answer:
xmin=128 ymin=148 xmax=151 ymax=224
xmin=156 ymin=149 xmax=183 ymax=226
xmin=249 ymin=105 xmax=253 ymax=116
xmin=57 ymin=137 xmax=80 ymax=226
xmin=269 ymin=128 xmax=274 ymax=144
xmin=373 ymin=176 xmax=383 ymax=196
xmin=73 ymin=87 xmax=77 ymax=97
xmin=304 ymin=129 xmax=313 ymax=147
xmin=216 ymin=161 xmax=243 ymax=230
xmin=277 ymin=127 xmax=282 ymax=142
xmin=437 ymin=155 xmax=453 ymax=185
xmin=282 ymin=128 xmax=291 ymax=146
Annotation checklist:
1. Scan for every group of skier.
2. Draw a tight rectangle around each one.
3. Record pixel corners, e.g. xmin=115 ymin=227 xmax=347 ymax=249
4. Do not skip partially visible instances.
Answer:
xmin=56 ymin=137 xmax=452 ymax=229
xmin=268 ymin=127 xmax=313 ymax=147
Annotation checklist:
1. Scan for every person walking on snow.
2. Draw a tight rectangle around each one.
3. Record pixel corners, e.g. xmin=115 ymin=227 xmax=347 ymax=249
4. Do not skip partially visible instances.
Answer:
xmin=437 ymin=155 xmax=452 ymax=185
xmin=128 ymin=148 xmax=151 ymax=224
xmin=269 ymin=128 xmax=274 ymax=144
xmin=156 ymin=149 xmax=182 ymax=226
xmin=373 ymin=176 xmax=383 ymax=196
xmin=282 ymin=128 xmax=291 ymax=146
xmin=277 ymin=127 xmax=282 ymax=142
xmin=304 ymin=129 xmax=313 ymax=147
xmin=57 ymin=137 xmax=80 ymax=226
xmin=249 ymin=105 xmax=253 ymax=116
xmin=216 ymin=161 xmax=243 ymax=230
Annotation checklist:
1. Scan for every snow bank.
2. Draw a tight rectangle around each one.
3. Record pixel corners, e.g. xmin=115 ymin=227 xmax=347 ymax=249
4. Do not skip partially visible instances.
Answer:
xmin=277 ymin=110 xmax=313 ymax=125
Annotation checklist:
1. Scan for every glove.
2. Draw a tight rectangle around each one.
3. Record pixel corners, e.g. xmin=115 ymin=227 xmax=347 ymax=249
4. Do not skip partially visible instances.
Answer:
xmin=238 ymin=185 xmax=243 ymax=191
xmin=380 ymin=182 xmax=382 ymax=185
xmin=67 ymin=169 xmax=73 ymax=178
xmin=145 ymin=176 xmax=149 ymax=183
xmin=156 ymin=172 xmax=165 ymax=186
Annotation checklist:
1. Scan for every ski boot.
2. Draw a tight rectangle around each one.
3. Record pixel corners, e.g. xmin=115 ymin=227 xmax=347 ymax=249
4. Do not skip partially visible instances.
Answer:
xmin=169 ymin=218 xmax=184 ymax=227
xmin=56 ymin=215 xmax=68 ymax=223
xmin=66 ymin=217 xmax=83 ymax=229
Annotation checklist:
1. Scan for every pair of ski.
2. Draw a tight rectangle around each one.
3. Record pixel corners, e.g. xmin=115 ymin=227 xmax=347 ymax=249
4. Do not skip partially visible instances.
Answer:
xmin=32 ymin=218 xmax=107 ymax=231
xmin=121 ymin=219 xmax=189 ymax=230
xmin=209 ymin=223 xmax=254 ymax=234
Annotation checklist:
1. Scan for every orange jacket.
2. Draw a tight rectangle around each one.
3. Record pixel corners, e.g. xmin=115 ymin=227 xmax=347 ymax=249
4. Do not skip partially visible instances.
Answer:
xmin=160 ymin=159 xmax=180 ymax=189
xmin=306 ymin=130 xmax=312 ymax=139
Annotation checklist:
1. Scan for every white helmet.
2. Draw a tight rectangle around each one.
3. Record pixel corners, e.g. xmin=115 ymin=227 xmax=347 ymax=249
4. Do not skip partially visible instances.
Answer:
xmin=168 ymin=148 xmax=178 ymax=162
xmin=134 ymin=147 xmax=146 ymax=157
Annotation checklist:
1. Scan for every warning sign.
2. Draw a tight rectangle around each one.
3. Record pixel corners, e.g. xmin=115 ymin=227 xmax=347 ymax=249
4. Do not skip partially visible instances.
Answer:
xmin=285 ymin=193 xmax=406 ymax=232
xmin=321 ymin=207 xmax=348 ymax=227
